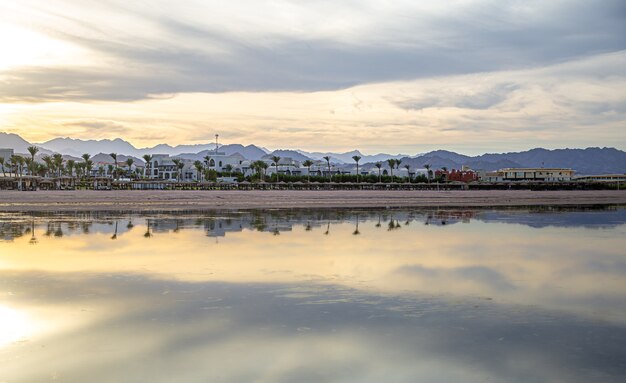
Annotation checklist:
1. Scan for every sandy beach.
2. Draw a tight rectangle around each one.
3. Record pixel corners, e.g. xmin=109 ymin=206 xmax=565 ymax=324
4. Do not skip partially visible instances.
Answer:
xmin=0 ymin=189 xmax=625 ymax=212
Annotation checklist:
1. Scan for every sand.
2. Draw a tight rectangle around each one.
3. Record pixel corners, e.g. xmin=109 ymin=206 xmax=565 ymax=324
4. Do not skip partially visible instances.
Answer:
xmin=0 ymin=189 xmax=625 ymax=212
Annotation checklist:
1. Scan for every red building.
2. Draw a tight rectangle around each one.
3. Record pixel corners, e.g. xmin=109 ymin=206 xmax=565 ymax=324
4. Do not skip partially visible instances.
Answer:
xmin=435 ymin=168 xmax=477 ymax=183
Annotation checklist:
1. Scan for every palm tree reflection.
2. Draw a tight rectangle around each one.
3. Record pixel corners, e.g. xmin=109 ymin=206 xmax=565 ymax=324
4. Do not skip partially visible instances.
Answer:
xmin=353 ymin=215 xmax=360 ymax=235
xmin=144 ymin=219 xmax=153 ymax=238
xmin=28 ymin=220 xmax=37 ymax=245
xmin=111 ymin=221 xmax=118 ymax=240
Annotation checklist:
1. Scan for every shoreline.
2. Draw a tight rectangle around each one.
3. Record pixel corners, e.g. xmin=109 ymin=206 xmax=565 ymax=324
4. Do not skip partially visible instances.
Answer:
xmin=1 ymin=190 xmax=625 ymax=212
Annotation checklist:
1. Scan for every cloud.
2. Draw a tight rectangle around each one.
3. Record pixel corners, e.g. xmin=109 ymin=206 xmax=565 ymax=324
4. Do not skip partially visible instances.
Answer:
xmin=396 ymin=264 xmax=516 ymax=291
xmin=0 ymin=0 xmax=624 ymax=102
xmin=394 ymin=83 xmax=520 ymax=111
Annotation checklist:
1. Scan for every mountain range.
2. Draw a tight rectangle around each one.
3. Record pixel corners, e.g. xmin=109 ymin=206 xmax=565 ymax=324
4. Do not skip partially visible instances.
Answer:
xmin=1 ymin=132 xmax=625 ymax=175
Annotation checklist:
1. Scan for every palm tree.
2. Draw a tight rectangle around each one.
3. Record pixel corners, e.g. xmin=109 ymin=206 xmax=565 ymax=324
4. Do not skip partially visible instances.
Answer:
xmin=177 ymin=161 xmax=184 ymax=181
xmin=142 ymin=154 xmax=153 ymax=179
xmin=77 ymin=162 xmax=86 ymax=179
xmin=27 ymin=146 xmax=39 ymax=175
xmin=375 ymin=162 xmax=382 ymax=183
xmin=302 ymin=159 xmax=314 ymax=183
xmin=404 ymin=164 xmax=411 ymax=182
xmin=82 ymin=154 xmax=92 ymax=178
xmin=171 ymin=159 xmax=182 ymax=181
xmin=10 ymin=155 xmax=24 ymax=189
xmin=109 ymin=153 xmax=118 ymax=179
xmin=271 ymin=155 xmax=281 ymax=183
xmin=424 ymin=164 xmax=432 ymax=183
xmin=258 ymin=161 xmax=268 ymax=181
xmin=125 ymin=158 xmax=134 ymax=178
xmin=352 ymin=155 xmax=361 ymax=183
xmin=323 ymin=156 xmax=332 ymax=182
xmin=52 ymin=154 xmax=63 ymax=177
xmin=0 ymin=156 xmax=6 ymax=177
xmin=66 ymin=160 xmax=75 ymax=178
xmin=224 ymin=164 xmax=233 ymax=177
xmin=386 ymin=158 xmax=396 ymax=180
xmin=193 ymin=160 xmax=204 ymax=182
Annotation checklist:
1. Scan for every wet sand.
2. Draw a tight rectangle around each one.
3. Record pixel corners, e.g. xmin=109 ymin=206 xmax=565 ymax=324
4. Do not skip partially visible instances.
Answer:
xmin=0 ymin=189 xmax=625 ymax=212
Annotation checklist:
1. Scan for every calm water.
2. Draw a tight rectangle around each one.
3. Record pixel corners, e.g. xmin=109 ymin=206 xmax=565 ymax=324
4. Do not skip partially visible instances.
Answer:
xmin=1 ymin=207 xmax=626 ymax=382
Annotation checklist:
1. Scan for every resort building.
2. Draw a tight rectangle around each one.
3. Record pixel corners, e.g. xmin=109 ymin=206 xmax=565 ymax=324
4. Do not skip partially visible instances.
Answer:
xmin=204 ymin=151 xmax=247 ymax=173
xmin=0 ymin=149 xmax=14 ymax=176
xmin=480 ymin=168 xmax=575 ymax=182
xmin=263 ymin=156 xmax=304 ymax=176
xmin=436 ymin=168 xmax=478 ymax=183
xmin=574 ymin=174 xmax=626 ymax=183
xmin=148 ymin=154 xmax=195 ymax=181
xmin=0 ymin=148 xmax=13 ymax=161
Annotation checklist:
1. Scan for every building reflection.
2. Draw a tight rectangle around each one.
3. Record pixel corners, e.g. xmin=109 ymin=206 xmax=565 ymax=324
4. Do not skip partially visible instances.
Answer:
xmin=1 ymin=206 xmax=625 ymax=242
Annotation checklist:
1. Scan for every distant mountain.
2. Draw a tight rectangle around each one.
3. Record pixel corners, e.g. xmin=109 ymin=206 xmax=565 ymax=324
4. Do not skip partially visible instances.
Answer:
xmin=177 ymin=144 xmax=268 ymax=161
xmin=37 ymin=137 xmax=268 ymax=159
xmin=395 ymin=148 xmax=626 ymax=175
xmin=39 ymin=137 xmax=137 ymax=157
xmin=266 ymin=150 xmax=312 ymax=163
xmin=0 ymin=132 xmax=52 ymax=155
xmin=90 ymin=153 xmax=145 ymax=165
xmin=3 ymin=132 xmax=624 ymax=175
xmin=300 ymin=149 xmax=411 ymax=164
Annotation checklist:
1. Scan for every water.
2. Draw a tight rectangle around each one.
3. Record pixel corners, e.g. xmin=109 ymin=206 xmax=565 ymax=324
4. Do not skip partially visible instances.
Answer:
xmin=1 ymin=207 xmax=626 ymax=382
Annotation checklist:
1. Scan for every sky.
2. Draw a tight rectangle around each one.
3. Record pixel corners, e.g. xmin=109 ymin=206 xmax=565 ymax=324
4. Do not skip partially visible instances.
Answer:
xmin=0 ymin=0 xmax=625 ymax=155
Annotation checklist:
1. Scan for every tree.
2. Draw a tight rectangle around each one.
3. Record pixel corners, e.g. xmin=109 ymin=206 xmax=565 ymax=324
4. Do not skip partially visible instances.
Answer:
xmin=375 ymin=162 xmax=382 ymax=183
xmin=0 ymin=156 xmax=5 ymax=177
xmin=177 ymin=161 xmax=184 ymax=181
xmin=302 ymin=160 xmax=314 ymax=183
xmin=224 ymin=164 xmax=233 ymax=177
xmin=323 ymin=156 xmax=332 ymax=182
xmin=271 ymin=155 xmax=281 ymax=183
xmin=125 ymin=158 xmax=134 ymax=178
xmin=52 ymin=154 xmax=63 ymax=177
xmin=251 ymin=160 xmax=268 ymax=181
xmin=10 ymin=155 xmax=24 ymax=190
xmin=194 ymin=160 xmax=204 ymax=182
xmin=424 ymin=164 xmax=432 ymax=183
xmin=142 ymin=154 xmax=153 ymax=179
xmin=85 ymin=160 xmax=93 ymax=179
xmin=352 ymin=155 xmax=362 ymax=183
xmin=109 ymin=153 xmax=118 ymax=179
xmin=27 ymin=146 xmax=39 ymax=175
xmin=66 ymin=160 xmax=75 ymax=178
xmin=82 ymin=154 xmax=92 ymax=178
xmin=171 ymin=159 xmax=182 ymax=181
xmin=404 ymin=164 xmax=411 ymax=182
xmin=41 ymin=156 xmax=53 ymax=177
xmin=76 ymin=162 xmax=86 ymax=179
xmin=386 ymin=158 xmax=396 ymax=180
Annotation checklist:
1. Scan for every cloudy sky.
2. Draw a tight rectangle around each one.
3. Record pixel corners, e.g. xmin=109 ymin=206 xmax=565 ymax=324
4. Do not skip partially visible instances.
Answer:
xmin=0 ymin=0 xmax=624 ymax=154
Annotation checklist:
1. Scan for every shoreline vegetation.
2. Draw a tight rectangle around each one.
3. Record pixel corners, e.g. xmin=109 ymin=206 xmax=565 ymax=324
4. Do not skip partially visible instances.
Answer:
xmin=1 ymin=190 xmax=625 ymax=212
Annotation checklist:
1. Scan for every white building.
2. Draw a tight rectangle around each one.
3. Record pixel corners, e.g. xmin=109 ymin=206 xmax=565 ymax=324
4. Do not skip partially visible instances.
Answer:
xmin=148 ymin=154 xmax=195 ymax=181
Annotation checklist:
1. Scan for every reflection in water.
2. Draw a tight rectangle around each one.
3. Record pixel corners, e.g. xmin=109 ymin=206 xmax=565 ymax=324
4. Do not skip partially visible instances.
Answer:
xmin=0 ymin=207 xmax=625 ymax=382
